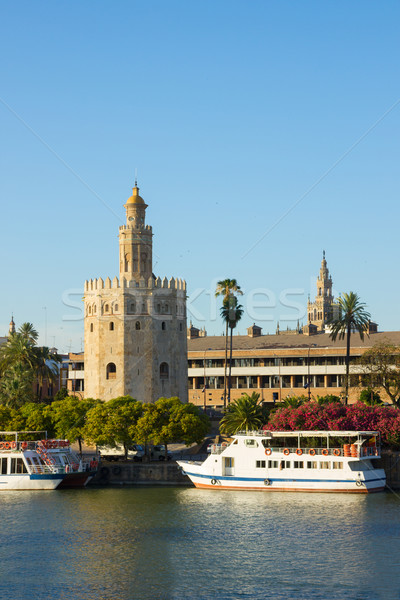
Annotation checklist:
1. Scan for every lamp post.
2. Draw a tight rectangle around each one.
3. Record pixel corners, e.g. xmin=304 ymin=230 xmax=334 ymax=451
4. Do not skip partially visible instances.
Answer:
xmin=307 ymin=344 xmax=317 ymax=401
xmin=203 ymin=348 xmax=211 ymax=412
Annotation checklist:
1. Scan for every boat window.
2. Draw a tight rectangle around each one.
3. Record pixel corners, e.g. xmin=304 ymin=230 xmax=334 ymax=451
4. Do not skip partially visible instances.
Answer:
xmin=307 ymin=461 xmax=318 ymax=469
xmin=0 ymin=457 xmax=7 ymax=475
xmin=268 ymin=460 xmax=278 ymax=468
xmin=332 ymin=462 xmax=343 ymax=470
xmin=280 ymin=460 xmax=290 ymax=469
xmin=11 ymin=458 xmax=28 ymax=474
xmin=349 ymin=461 xmax=363 ymax=471
xmin=244 ymin=439 xmax=258 ymax=448
xmin=294 ymin=461 xmax=304 ymax=469
xmin=320 ymin=461 xmax=330 ymax=469
xmin=256 ymin=460 xmax=266 ymax=468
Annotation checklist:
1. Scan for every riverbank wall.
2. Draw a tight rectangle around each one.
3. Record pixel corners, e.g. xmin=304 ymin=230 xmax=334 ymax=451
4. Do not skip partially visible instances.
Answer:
xmin=91 ymin=460 xmax=190 ymax=486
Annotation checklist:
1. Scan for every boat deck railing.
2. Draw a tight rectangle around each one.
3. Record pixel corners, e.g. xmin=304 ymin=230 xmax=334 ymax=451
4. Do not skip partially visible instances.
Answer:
xmin=209 ymin=444 xmax=380 ymax=458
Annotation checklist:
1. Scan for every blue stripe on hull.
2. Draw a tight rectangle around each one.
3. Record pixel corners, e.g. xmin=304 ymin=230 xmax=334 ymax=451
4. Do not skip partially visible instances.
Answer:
xmin=183 ymin=470 xmax=385 ymax=486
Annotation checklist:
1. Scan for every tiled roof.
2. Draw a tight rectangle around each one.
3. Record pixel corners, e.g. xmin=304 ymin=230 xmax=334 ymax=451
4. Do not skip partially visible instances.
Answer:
xmin=188 ymin=331 xmax=400 ymax=352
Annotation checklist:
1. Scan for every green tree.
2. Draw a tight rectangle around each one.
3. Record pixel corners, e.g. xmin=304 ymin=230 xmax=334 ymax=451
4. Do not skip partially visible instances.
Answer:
xmin=220 ymin=296 xmax=243 ymax=404
xmin=215 ymin=279 xmax=243 ymax=408
xmin=327 ymin=292 xmax=371 ymax=404
xmin=0 ymin=404 xmax=24 ymax=430
xmin=135 ymin=398 xmax=209 ymax=458
xmin=51 ymin=396 xmax=101 ymax=454
xmin=0 ymin=363 xmax=35 ymax=407
xmin=359 ymin=341 xmax=400 ymax=407
xmin=359 ymin=388 xmax=382 ymax=406
xmin=84 ymin=396 xmax=143 ymax=457
xmin=0 ymin=322 xmax=61 ymax=405
xmin=19 ymin=402 xmax=55 ymax=435
xmin=220 ymin=392 xmax=264 ymax=435
xmin=280 ymin=395 xmax=306 ymax=408
xmin=33 ymin=346 xmax=61 ymax=400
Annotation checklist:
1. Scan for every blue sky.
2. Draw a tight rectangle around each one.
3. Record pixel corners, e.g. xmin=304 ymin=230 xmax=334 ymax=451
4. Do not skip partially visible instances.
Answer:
xmin=0 ymin=1 xmax=399 ymax=352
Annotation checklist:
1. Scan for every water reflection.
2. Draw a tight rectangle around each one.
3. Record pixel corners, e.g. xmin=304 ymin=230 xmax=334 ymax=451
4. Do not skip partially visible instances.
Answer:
xmin=0 ymin=487 xmax=399 ymax=599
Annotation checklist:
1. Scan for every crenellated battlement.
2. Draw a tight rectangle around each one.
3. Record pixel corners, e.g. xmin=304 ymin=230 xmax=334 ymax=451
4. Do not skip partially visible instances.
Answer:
xmin=119 ymin=224 xmax=152 ymax=232
xmin=84 ymin=275 xmax=186 ymax=292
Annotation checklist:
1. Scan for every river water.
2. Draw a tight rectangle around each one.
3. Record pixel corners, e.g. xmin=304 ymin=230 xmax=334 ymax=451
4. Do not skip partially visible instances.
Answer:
xmin=0 ymin=486 xmax=399 ymax=600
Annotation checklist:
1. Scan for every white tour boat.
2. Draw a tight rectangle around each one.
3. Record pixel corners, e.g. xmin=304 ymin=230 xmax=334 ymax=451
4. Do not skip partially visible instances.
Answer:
xmin=177 ymin=430 xmax=387 ymax=493
xmin=0 ymin=431 xmax=98 ymax=490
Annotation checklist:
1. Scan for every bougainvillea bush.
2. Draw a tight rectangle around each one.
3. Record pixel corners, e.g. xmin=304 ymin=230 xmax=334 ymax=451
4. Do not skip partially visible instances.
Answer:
xmin=265 ymin=401 xmax=400 ymax=448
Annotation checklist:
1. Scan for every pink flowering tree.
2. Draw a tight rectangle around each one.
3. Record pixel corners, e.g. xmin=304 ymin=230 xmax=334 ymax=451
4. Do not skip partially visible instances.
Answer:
xmin=265 ymin=401 xmax=400 ymax=448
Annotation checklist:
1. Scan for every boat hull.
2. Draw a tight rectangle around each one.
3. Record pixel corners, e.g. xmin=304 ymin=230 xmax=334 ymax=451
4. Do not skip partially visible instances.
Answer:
xmin=177 ymin=463 xmax=386 ymax=494
xmin=0 ymin=473 xmax=65 ymax=491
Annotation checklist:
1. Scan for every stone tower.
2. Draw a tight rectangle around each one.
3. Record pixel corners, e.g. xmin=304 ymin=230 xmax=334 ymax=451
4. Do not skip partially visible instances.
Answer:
xmin=83 ymin=183 xmax=188 ymax=402
xmin=307 ymin=251 xmax=339 ymax=331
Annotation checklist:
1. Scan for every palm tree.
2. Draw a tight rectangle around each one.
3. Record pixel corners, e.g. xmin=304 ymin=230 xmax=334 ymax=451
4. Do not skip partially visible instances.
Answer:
xmin=220 ymin=295 xmax=243 ymax=405
xmin=215 ymin=279 xmax=243 ymax=408
xmin=34 ymin=346 xmax=61 ymax=399
xmin=220 ymin=392 xmax=264 ymax=435
xmin=327 ymin=291 xmax=371 ymax=404
xmin=18 ymin=322 xmax=39 ymax=344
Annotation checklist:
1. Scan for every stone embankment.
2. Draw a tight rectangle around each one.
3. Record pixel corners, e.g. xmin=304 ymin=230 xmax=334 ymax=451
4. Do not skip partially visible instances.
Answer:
xmin=90 ymin=460 xmax=191 ymax=486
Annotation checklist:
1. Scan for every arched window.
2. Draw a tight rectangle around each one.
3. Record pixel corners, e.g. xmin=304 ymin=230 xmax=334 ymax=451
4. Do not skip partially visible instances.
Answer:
xmin=114 ymin=304 xmax=119 ymax=312
xmin=179 ymin=323 xmax=183 ymax=331
xmin=105 ymin=303 xmax=109 ymax=313
xmin=109 ymin=322 xmax=114 ymax=331
xmin=162 ymin=322 xmax=166 ymax=331
xmin=88 ymin=305 xmax=92 ymax=315
xmin=129 ymin=302 xmax=136 ymax=313
xmin=94 ymin=305 xmax=97 ymax=314
xmin=160 ymin=362 xmax=169 ymax=379
xmin=135 ymin=321 xmax=141 ymax=330
xmin=90 ymin=323 xmax=94 ymax=332
xmin=106 ymin=363 xmax=116 ymax=380
xmin=156 ymin=303 xmax=161 ymax=313
xmin=142 ymin=302 xmax=147 ymax=313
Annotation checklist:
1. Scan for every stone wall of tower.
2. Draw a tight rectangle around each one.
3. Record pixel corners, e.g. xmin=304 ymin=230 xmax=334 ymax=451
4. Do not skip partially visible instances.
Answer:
xmin=83 ymin=186 xmax=188 ymax=403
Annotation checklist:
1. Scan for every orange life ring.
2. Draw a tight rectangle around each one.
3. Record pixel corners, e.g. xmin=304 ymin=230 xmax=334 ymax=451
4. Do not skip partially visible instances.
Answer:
xmin=21 ymin=442 xmax=28 ymax=450
xmin=283 ymin=448 xmax=290 ymax=456
xmin=333 ymin=449 xmax=340 ymax=456
xmin=0 ymin=442 xmax=4 ymax=450
xmin=265 ymin=448 xmax=272 ymax=456
xmin=3 ymin=442 xmax=10 ymax=450
xmin=11 ymin=441 xmax=16 ymax=449
xmin=309 ymin=449 xmax=316 ymax=456
xmin=322 ymin=449 xmax=329 ymax=456
xmin=296 ymin=449 xmax=303 ymax=456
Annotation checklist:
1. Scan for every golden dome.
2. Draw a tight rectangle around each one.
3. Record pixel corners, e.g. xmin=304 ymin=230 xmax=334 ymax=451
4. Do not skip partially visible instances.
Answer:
xmin=126 ymin=185 xmax=145 ymax=205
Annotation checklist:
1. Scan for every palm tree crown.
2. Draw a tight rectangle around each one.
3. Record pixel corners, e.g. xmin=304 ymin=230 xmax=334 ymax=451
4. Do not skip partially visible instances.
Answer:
xmin=220 ymin=392 xmax=264 ymax=435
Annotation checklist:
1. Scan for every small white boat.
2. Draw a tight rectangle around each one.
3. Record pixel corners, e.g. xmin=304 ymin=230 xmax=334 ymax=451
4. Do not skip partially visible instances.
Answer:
xmin=0 ymin=431 xmax=98 ymax=490
xmin=177 ymin=430 xmax=386 ymax=493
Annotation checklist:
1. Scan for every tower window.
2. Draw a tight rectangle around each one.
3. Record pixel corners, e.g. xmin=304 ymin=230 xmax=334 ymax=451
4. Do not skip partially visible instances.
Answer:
xmin=156 ymin=304 xmax=161 ymax=313
xmin=180 ymin=323 xmax=183 ymax=331
xmin=135 ymin=321 xmax=141 ymax=330
xmin=114 ymin=304 xmax=119 ymax=312
xmin=88 ymin=306 xmax=92 ymax=315
xmin=129 ymin=302 xmax=136 ymax=313
xmin=160 ymin=362 xmax=169 ymax=380
xmin=106 ymin=363 xmax=116 ymax=380
xmin=162 ymin=322 xmax=166 ymax=331
xmin=94 ymin=305 xmax=97 ymax=314
xmin=90 ymin=323 xmax=94 ymax=332
xmin=109 ymin=322 xmax=114 ymax=331
xmin=105 ymin=304 xmax=109 ymax=313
